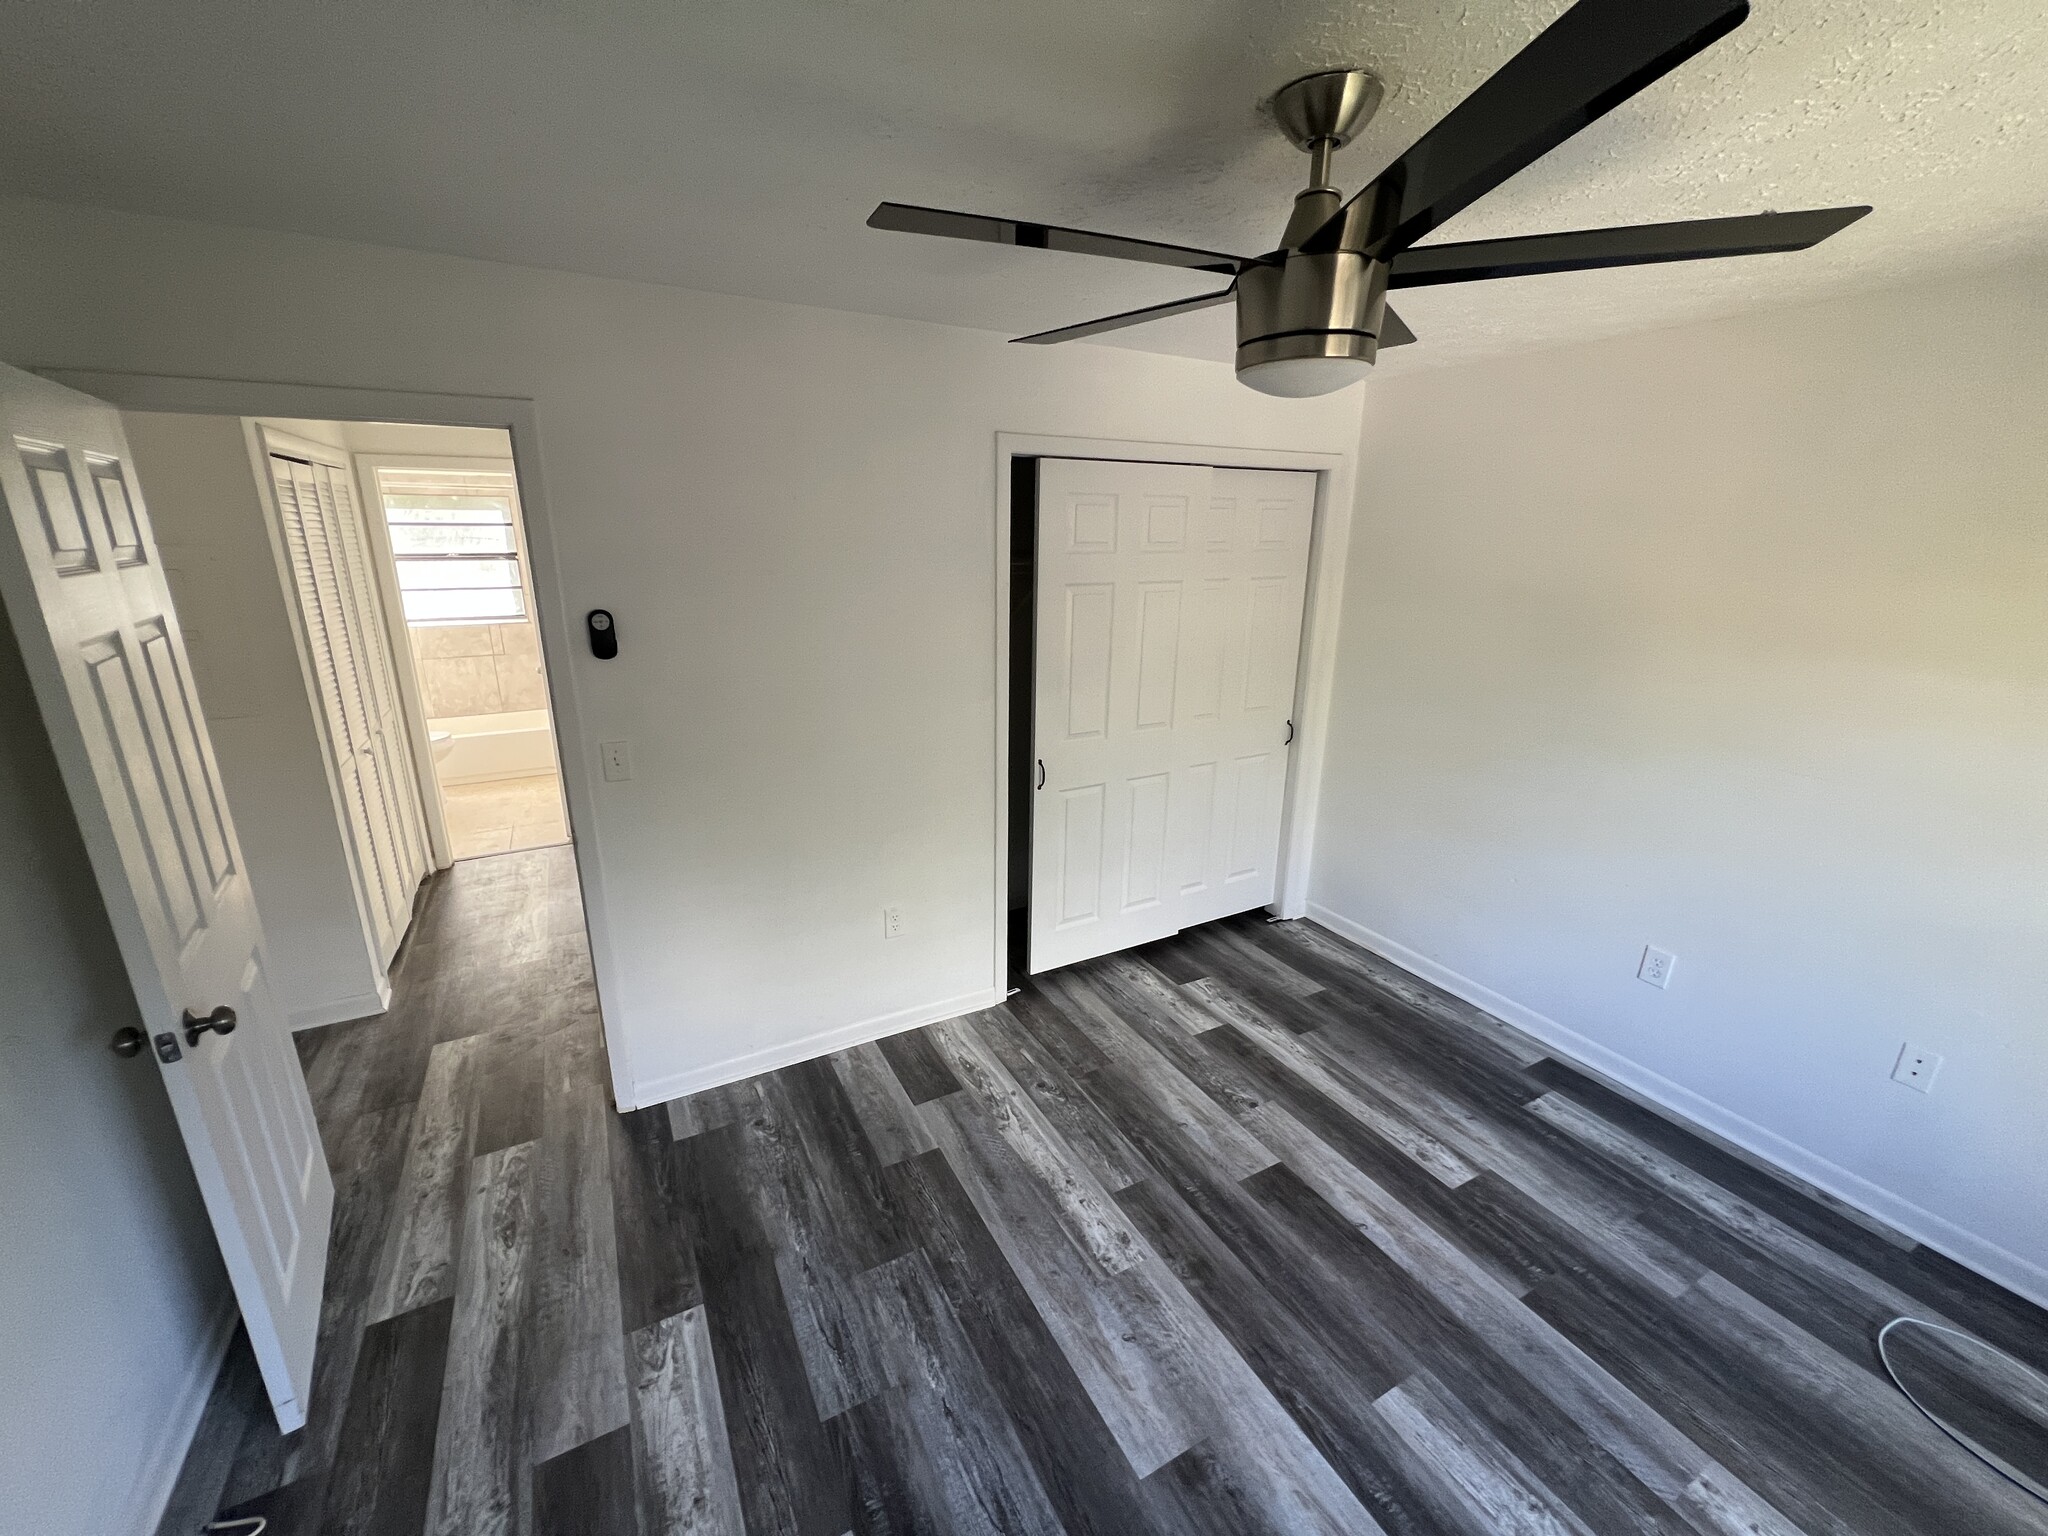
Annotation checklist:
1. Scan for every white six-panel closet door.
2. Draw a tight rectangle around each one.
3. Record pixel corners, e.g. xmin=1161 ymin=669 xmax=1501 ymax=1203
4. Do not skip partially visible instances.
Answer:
xmin=1029 ymin=458 xmax=1316 ymax=974
xmin=1182 ymin=465 xmax=1316 ymax=927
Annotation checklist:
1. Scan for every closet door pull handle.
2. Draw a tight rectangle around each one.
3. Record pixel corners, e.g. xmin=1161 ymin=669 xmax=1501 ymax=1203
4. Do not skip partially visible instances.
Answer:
xmin=1036 ymin=759 xmax=1046 ymax=790
xmin=1284 ymin=719 xmax=1295 ymax=746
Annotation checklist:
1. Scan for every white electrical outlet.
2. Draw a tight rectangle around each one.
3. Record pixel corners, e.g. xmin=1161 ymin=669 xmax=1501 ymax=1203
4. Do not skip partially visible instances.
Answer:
xmin=1891 ymin=1044 xmax=1943 ymax=1093
xmin=600 ymin=739 xmax=632 ymax=782
xmin=1637 ymin=945 xmax=1676 ymax=989
xmin=883 ymin=906 xmax=904 ymax=939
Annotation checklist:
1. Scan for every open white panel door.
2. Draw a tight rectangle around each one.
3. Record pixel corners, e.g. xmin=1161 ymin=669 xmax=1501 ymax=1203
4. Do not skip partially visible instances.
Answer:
xmin=0 ymin=363 xmax=332 ymax=1431
xmin=1030 ymin=458 xmax=1314 ymax=973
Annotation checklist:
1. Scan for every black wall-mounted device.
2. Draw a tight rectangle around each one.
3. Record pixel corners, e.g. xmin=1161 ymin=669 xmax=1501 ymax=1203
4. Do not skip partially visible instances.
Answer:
xmin=586 ymin=608 xmax=618 ymax=660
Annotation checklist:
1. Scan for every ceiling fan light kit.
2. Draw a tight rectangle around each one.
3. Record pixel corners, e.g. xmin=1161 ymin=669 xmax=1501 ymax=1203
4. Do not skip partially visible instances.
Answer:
xmin=869 ymin=0 xmax=1871 ymax=396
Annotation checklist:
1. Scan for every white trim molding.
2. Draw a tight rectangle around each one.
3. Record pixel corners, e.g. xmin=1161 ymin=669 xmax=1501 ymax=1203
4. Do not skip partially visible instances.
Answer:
xmin=288 ymin=983 xmax=392 ymax=1032
xmin=1306 ymin=902 xmax=2048 ymax=1311
xmin=621 ymin=986 xmax=1006 ymax=1110
xmin=992 ymin=430 xmax=1359 ymax=994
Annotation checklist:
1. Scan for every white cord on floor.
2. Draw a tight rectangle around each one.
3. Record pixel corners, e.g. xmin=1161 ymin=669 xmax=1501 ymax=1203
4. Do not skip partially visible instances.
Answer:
xmin=1878 ymin=1315 xmax=2048 ymax=1506
xmin=202 ymin=1519 xmax=267 ymax=1534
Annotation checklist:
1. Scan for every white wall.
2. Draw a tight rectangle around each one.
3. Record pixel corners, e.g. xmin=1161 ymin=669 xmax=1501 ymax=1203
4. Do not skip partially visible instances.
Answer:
xmin=1313 ymin=260 xmax=2048 ymax=1302
xmin=0 ymin=606 xmax=232 ymax=1534
xmin=0 ymin=195 xmax=1364 ymax=1105
xmin=123 ymin=411 xmax=389 ymax=1027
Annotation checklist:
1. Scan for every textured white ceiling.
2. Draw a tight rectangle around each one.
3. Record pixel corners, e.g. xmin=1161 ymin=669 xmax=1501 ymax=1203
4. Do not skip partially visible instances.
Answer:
xmin=2 ymin=0 xmax=2042 ymax=374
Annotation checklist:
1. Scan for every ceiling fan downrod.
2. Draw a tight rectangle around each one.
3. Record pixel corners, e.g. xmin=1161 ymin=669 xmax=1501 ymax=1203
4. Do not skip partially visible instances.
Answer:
xmin=1305 ymin=136 xmax=1337 ymax=193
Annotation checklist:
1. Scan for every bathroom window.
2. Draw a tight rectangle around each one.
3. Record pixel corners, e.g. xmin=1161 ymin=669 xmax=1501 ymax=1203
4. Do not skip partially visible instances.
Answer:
xmin=378 ymin=469 xmax=526 ymax=624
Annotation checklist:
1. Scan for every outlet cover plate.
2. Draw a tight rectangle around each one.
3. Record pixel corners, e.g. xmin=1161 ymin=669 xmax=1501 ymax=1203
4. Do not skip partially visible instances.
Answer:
xmin=1638 ymin=945 xmax=1676 ymax=989
xmin=1891 ymin=1044 xmax=1943 ymax=1093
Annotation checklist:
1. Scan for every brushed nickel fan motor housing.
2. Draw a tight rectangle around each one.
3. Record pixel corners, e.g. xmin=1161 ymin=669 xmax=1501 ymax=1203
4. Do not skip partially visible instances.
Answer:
xmin=1235 ymin=249 xmax=1390 ymax=373
xmin=1239 ymin=69 xmax=1393 ymax=379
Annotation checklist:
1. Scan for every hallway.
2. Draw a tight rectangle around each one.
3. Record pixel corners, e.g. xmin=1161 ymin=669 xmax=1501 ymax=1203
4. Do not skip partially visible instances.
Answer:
xmin=161 ymin=849 xmax=2048 ymax=1534
xmin=157 ymin=847 xmax=602 ymax=1533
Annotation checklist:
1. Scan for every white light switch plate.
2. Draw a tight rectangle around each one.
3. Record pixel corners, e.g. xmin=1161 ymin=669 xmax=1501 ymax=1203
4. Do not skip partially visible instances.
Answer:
xmin=600 ymin=739 xmax=632 ymax=782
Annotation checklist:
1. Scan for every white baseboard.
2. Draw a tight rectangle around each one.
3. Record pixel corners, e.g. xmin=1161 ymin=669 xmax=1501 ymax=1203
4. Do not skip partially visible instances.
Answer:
xmin=289 ymin=984 xmax=390 ymax=1031
xmin=121 ymin=1293 xmax=237 ymax=1536
xmin=1305 ymin=902 xmax=2048 ymax=1311
xmin=622 ymin=986 xmax=1007 ymax=1110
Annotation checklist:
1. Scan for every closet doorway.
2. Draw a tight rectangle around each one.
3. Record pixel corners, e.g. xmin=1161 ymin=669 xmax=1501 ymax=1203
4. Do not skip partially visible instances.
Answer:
xmin=1012 ymin=454 xmax=1321 ymax=977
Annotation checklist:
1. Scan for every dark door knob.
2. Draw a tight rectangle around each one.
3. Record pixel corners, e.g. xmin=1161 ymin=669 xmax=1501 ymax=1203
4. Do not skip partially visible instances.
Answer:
xmin=182 ymin=1005 xmax=238 ymax=1047
xmin=110 ymin=1026 xmax=147 ymax=1058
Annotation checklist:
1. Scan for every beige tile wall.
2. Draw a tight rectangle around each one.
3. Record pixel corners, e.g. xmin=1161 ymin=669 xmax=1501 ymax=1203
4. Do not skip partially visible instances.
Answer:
xmin=411 ymin=621 xmax=548 ymax=717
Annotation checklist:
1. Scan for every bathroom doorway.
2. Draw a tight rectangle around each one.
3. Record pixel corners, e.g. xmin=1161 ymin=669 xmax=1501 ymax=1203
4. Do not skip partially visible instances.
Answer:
xmin=347 ymin=426 xmax=569 ymax=861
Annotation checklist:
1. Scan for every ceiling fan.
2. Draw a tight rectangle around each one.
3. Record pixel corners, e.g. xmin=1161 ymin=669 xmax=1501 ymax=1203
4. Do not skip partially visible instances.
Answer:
xmin=868 ymin=0 xmax=1870 ymax=397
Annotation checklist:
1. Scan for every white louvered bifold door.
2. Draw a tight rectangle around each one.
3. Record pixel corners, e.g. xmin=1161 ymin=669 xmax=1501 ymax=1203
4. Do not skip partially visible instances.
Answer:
xmin=314 ymin=460 xmax=430 ymax=918
xmin=1029 ymin=459 xmax=1315 ymax=974
xmin=268 ymin=451 xmax=428 ymax=963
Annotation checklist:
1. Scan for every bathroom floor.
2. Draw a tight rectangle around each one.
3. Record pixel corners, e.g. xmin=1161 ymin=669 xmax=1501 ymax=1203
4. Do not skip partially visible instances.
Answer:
xmin=438 ymin=771 xmax=568 ymax=858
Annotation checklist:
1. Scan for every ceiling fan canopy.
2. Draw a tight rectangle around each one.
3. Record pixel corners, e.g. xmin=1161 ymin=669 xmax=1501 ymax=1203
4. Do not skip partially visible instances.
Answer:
xmin=868 ymin=0 xmax=1871 ymax=396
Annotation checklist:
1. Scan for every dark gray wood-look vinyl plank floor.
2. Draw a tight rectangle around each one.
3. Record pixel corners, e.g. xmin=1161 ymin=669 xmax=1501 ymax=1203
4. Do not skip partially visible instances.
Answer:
xmin=160 ymin=845 xmax=2048 ymax=1534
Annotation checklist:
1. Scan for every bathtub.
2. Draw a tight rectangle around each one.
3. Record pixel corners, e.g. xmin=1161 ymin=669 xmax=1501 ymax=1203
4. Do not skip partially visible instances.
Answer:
xmin=428 ymin=708 xmax=558 ymax=785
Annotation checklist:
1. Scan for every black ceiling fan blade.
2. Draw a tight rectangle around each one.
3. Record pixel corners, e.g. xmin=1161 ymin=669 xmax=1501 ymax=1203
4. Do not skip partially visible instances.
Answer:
xmin=1303 ymin=0 xmax=1749 ymax=258
xmin=1379 ymin=305 xmax=1417 ymax=347
xmin=1010 ymin=285 xmax=1238 ymax=345
xmin=1388 ymin=206 xmax=1870 ymax=287
xmin=869 ymin=202 xmax=1245 ymax=275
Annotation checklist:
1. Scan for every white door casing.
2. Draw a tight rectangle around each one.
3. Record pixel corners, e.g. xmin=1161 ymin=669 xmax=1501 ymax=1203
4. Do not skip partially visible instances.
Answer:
xmin=0 ymin=363 xmax=333 ymax=1431
xmin=1030 ymin=458 xmax=1315 ymax=973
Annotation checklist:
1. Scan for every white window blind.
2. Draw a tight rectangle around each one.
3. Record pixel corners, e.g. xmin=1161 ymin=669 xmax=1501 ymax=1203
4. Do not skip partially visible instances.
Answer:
xmin=376 ymin=468 xmax=525 ymax=624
